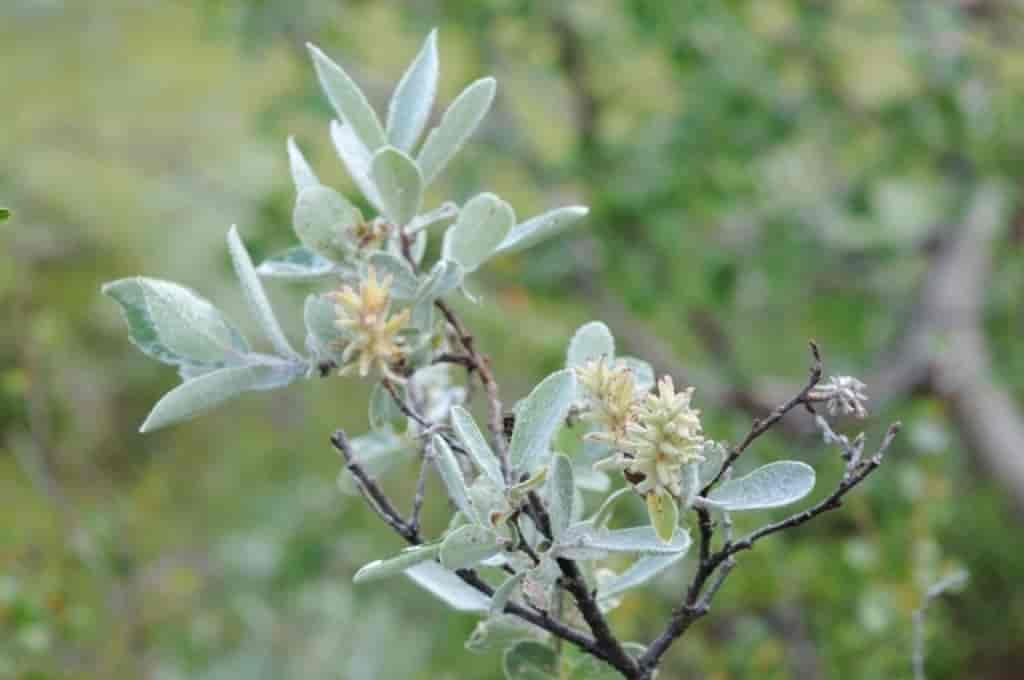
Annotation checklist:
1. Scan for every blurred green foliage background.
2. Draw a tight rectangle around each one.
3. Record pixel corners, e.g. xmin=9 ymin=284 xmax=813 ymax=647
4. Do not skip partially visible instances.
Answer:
xmin=3 ymin=1 xmax=1023 ymax=678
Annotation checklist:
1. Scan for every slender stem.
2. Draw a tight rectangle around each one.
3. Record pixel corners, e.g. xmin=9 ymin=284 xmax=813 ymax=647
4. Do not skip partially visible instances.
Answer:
xmin=331 ymin=429 xmax=628 ymax=670
xmin=639 ymin=420 xmax=900 ymax=673
xmin=527 ymin=492 xmax=640 ymax=677
xmin=703 ymin=341 xmax=823 ymax=494
xmin=435 ymin=299 xmax=511 ymax=484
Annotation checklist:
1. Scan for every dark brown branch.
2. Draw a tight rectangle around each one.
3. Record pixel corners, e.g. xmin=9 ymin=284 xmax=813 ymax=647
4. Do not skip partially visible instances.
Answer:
xmin=331 ymin=430 xmax=419 ymax=543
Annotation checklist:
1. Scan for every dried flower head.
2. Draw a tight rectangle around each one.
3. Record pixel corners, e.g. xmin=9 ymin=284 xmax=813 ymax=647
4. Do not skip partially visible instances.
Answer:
xmin=596 ymin=376 xmax=705 ymax=497
xmin=330 ymin=266 xmax=410 ymax=379
xmin=576 ymin=358 xmax=638 ymax=445
xmin=810 ymin=375 xmax=869 ymax=419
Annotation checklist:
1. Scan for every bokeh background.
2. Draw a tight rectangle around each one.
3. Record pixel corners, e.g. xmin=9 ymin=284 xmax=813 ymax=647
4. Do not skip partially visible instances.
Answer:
xmin=3 ymin=1 xmax=1024 ymax=678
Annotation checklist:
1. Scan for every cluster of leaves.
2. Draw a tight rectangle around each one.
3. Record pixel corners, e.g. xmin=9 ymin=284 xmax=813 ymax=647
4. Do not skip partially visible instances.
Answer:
xmin=103 ymin=30 xmax=586 ymax=434
xmin=102 ymin=30 xmax=853 ymax=679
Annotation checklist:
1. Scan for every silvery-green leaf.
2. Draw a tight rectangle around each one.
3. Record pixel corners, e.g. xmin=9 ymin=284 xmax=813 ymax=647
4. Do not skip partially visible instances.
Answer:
xmin=366 ymin=251 xmax=418 ymax=299
xmin=489 ymin=572 xmax=525 ymax=618
xmin=410 ymin=228 xmax=428 ymax=265
xmin=443 ymin=193 xmax=515 ymax=273
xmin=417 ymin=77 xmax=496 ymax=184
xmin=408 ymin=201 xmax=458 ymax=235
xmin=547 ymin=454 xmax=575 ymax=541
xmin=227 ymin=227 xmax=302 ymax=361
xmin=336 ymin=428 xmax=411 ymax=495
xmin=371 ymin=146 xmax=423 ymax=226
xmin=308 ymin=43 xmax=386 ymax=151
xmin=678 ymin=462 xmax=701 ymax=512
xmin=353 ymin=543 xmax=440 ymax=583
xmin=416 ymin=259 xmax=463 ymax=302
xmin=329 ymin=119 xmax=384 ymax=211
xmin=102 ymin=277 xmax=248 ymax=368
xmin=574 ymin=465 xmax=610 ymax=493
xmin=590 ymin=487 xmax=631 ymax=529
xmin=503 ymin=641 xmax=557 ymax=680
xmin=369 ymin=381 xmax=406 ymax=430
xmin=560 ymin=524 xmax=691 ymax=557
xmin=496 ymin=206 xmax=589 ymax=255
xmin=598 ymin=552 xmax=686 ymax=602
xmin=466 ymin=616 xmax=536 ymax=654
xmin=304 ymin=293 xmax=345 ymax=360
xmin=386 ymin=29 xmax=438 ymax=152
xmin=617 ymin=356 xmax=655 ymax=393
xmin=509 ymin=369 xmax=577 ymax=475
xmin=286 ymin=136 xmax=320 ymax=193
xmin=566 ymin=321 xmax=615 ymax=369
xmin=405 ymin=561 xmax=489 ymax=612
xmin=139 ymin=359 xmax=303 ymax=433
xmin=440 ymin=524 xmax=501 ymax=570
xmin=646 ymin=488 xmax=679 ymax=544
xmin=698 ymin=441 xmax=728 ymax=487
xmin=451 ymin=406 xmax=504 ymax=487
xmin=292 ymin=185 xmax=362 ymax=262
xmin=708 ymin=460 xmax=816 ymax=511
xmin=469 ymin=477 xmax=511 ymax=528
xmin=257 ymin=246 xmax=337 ymax=280
xmin=432 ymin=435 xmax=475 ymax=520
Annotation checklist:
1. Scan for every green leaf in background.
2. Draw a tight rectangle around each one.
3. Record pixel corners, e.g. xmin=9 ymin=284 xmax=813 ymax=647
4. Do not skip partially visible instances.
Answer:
xmin=139 ymin=360 xmax=303 ymax=433
xmin=708 ymin=460 xmax=816 ymax=511
xmin=292 ymin=185 xmax=362 ymax=262
xmin=330 ymin=119 xmax=384 ymax=211
xmin=489 ymin=572 xmax=525 ymax=618
xmin=495 ymin=206 xmax=589 ymax=255
xmin=503 ymin=641 xmax=557 ymax=680
xmin=307 ymin=43 xmax=386 ymax=151
xmin=286 ymin=136 xmax=320 ymax=193
xmin=0 ymin=207 xmax=9 ymax=222
xmin=597 ymin=552 xmax=687 ymax=603
xmin=257 ymin=246 xmax=337 ymax=280
xmin=353 ymin=543 xmax=440 ymax=583
xmin=386 ymin=28 xmax=439 ymax=152
xmin=432 ymin=435 xmax=476 ymax=521
xmin=508 ymin=369 xmax=577 ymax=475
xmin=371 ymin=146 xmax=423 ymax=227
xmin=566 ymin=321 xmax=615 ymax=369
xmin=226 ymin=226 xmax=302 ymax=361
xmin=443 ymin=192 xmax=515 ymax=273
xmin=547 ymin=454 xmax=575 ymax=541
xmin=102 ymin=277 xmax=249 ymax=369
xmin=417 ymin=76 xmax=496 ymax=184
xmin=646 ymin=487 xmax=679 ymax=544
xmin=440 ymin=524 xmax=501 ymax=570
xmin=405 ymin=561 xmax=489 ymax=612
xmin=451 ymin=406 xmax=504 ymax=488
